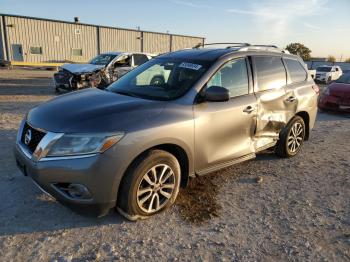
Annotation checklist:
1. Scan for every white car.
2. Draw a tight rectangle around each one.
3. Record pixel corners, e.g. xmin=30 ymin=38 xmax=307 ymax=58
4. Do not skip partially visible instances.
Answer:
xmin=315 ymin=65 xmax=342 ymax=84
xmin=53 ymin=52 xmax=156 ymax=92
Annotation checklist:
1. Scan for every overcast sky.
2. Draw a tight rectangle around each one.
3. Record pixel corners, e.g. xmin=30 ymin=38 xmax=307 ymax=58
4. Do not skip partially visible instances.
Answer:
xmin=1 ymin=0 xmax=349 ymax=59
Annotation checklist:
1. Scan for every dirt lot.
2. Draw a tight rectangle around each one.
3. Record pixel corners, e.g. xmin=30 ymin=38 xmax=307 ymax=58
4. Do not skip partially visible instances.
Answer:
xmin=0 ymin=68 xmax=349 ymax=261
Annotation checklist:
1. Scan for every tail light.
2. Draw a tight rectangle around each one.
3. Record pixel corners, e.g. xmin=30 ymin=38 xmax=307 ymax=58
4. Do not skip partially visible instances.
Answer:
xmin=312 ymin=84 xmax=320 ymax=94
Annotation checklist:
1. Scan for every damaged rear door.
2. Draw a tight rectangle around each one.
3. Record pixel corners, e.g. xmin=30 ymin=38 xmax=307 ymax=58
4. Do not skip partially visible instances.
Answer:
xmin=251 ymin=55 xmax=293 ymax=151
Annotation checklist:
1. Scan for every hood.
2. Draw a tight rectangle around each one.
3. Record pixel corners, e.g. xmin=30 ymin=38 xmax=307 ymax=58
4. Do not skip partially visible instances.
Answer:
xmin=27 ymin=89 xmax=166 ymax=133
xmin=61 ymin=63 xmax=105 ymax=74
xmin=328 ymin=82 xmax=350 ymax=96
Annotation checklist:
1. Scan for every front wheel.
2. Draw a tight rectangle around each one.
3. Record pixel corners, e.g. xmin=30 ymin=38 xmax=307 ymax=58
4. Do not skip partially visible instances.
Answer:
xmin=117 ymin=150 xmax=181 ymax=220
xmin=275 ymin=116 xmax=305 ymax=158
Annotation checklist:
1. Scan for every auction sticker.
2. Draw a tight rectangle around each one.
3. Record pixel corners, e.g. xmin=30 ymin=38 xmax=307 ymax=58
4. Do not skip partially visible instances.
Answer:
xmin=179 ymin=62 xmax=202 ymax=70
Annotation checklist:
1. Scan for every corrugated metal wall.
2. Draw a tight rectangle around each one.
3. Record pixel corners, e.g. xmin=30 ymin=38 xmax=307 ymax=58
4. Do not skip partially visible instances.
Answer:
xmin=99 ymin=27 xmax=141 ymax=53
xmin=4 ymin=16 xmax=97 ymax=63
xmin=0 ymin=14 xmax=204 ymax=63
xmin=143 ymin=32 xmax=170 ymax=54
xmin=0 ymin=15 xmax=4 ymax=60
xmin=171 ymin=35 xmax=203 ymax=51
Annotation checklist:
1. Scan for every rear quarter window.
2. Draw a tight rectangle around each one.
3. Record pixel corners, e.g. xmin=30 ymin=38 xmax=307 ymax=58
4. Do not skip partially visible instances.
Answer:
xmin=133 ymin=54 xmax=149 ymax=66
xmin=253 ymin=56 xmax=286 ymax=92
xmin=284 ymin=58 xmax=307 ymax=83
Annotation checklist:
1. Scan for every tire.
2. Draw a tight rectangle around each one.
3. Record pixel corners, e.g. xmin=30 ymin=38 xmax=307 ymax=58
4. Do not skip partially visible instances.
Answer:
xmin=150 ymin=75 xmax=165 ymax=86
xmin=117 ymin=150 xmax=181 ymax=220
xmin=275 ymin=116 xmax=305 ymax=158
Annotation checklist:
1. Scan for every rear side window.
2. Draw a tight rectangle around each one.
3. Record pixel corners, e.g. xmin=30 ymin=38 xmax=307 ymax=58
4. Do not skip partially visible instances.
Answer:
xmin=133 ymin=54 xmax=149 ymax=66
xmin=254 ymin=56 xmax=286 ymax=91
xmin=284 ymin=58 xmax=307 ymax=83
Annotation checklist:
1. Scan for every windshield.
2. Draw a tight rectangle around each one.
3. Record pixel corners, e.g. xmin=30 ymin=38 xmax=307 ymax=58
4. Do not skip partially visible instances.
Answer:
xmin=335 ymin=73 xmax=350 ymax=84
xmin=317 ymin=66 xmax=332 ymax=72
xmin=89 ymin=54 xmax=118 ymax=65
xmin=107 ymin=58 xmax=208 ymax=100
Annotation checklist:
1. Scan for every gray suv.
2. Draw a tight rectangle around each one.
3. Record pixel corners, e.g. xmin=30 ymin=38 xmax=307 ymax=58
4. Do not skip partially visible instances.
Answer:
xmin=14 ymin=43 xmax=319 ymax=220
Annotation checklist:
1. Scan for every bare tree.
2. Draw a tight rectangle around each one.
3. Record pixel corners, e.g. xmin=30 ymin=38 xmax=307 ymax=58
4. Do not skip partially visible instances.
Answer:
xmin=327 ymin=56 xmax=336 ymax=62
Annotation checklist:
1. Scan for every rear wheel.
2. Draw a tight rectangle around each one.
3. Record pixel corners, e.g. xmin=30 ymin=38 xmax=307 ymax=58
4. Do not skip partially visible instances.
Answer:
xmin=117 ymin=150 xmax=181 ymax=220
xmin=276 ymin=116 xmax=305 ymax=158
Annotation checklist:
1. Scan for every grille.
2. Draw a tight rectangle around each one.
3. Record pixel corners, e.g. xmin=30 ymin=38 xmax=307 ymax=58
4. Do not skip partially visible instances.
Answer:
xmin=21 ymin=122 xmax=46 ymax=153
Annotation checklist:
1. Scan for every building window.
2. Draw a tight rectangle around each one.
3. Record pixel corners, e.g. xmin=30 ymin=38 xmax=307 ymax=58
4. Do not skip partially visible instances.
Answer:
xmin=74 ymin=29 xmax=81 ymax=35
xmin=30 ymin=46 xmax=43 ymax=55
xmin=72 ymin=48 xmax=83 ymax=56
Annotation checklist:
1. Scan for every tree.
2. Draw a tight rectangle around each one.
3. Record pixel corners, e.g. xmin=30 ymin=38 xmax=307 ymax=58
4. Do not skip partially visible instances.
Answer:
xmin=327 ymin=56 xmax=336 ymax=62
xmin=285 ymin=43 xmax=312 ymax=61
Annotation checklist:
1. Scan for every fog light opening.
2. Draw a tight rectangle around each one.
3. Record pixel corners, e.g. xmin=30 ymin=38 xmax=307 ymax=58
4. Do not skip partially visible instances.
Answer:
xmin=68 ymin=184 xmax=91 ymax=199
xmin=53 ymin=183 xmax=92 ymax=200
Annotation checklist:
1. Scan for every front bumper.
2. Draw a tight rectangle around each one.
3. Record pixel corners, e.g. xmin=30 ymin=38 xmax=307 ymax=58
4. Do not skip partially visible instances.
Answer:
xmin=14 ymin=142 xmax=120 ymax=216
xmin=53 ymin=72 xmax=74 ymax=90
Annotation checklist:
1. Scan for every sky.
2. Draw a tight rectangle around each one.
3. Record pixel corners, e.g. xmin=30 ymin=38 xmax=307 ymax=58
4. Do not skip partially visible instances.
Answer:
xmin=1 ymin=0 xmax=349 ymax=59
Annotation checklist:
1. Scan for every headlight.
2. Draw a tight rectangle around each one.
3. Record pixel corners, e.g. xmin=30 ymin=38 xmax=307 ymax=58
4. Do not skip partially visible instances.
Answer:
xmin=46 ymin=133 xmax=124 ymax=157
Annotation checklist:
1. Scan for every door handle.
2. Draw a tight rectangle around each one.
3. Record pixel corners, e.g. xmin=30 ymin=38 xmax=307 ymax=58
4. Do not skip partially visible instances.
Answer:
xmin=243 ymin=105 xmax=254 ymax=113
xmin=285 ymin=96 xmax=296 ymax=102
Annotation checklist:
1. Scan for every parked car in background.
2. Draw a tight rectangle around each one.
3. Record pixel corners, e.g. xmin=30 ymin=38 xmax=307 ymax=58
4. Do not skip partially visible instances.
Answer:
xmin=15 ymin=44 xmax=319 ymax=220
xmin=308 ymin=69 xmax=316 ymax=79
xmin=53 ymin=52 xmax=155 ymax=92
xmin=315 ymin=65 xmax=342 ymax=84
xmin=318 ymin=73 xmax=350 ymax=112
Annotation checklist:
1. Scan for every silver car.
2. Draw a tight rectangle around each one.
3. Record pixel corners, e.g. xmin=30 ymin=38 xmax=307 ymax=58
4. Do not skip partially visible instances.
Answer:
xmin=14 ymin=43 xmax=319 ymax=220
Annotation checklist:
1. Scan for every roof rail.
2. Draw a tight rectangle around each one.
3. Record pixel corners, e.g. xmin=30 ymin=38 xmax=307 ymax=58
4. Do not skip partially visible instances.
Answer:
xmin=192 ymin=42 xmax=290 ymax=54
xmin=238 ymin=45 xmax=290 ymax=54
xmin=193 ymin=42 xmax=250 ymax=49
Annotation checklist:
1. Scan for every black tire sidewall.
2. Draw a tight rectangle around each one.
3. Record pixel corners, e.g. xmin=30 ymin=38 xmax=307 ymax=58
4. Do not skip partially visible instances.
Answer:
xmin=121 ymin=150 xmax=181 ymax=218
xmin=284 ymin=117 xmax=305 ymax=157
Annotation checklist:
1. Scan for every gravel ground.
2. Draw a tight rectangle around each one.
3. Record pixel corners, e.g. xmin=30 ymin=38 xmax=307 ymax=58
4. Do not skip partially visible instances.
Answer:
xmin=0 ymin=68 xmax=349 ymax=261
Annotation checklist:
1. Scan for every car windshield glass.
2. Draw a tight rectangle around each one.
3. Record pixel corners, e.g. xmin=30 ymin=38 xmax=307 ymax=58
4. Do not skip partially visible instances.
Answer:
xmin=107 ymin=58 xmax=208 ymax=100
xmin=89 ymin=54 xmax=118 ymax=65
xmin=317 ymin=67 xmax=332 ymax=72
xmin=336 ymin=74 xmax=350 ymax=84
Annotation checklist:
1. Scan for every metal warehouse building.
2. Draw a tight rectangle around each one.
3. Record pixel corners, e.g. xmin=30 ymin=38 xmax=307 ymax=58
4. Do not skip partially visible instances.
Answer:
xmin=0 ymin=14 xmax=204 ymax=64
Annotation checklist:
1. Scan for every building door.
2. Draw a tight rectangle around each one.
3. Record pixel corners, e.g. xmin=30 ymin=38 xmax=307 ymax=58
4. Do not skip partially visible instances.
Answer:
xmin=12 ymin=44 xmax=24 ymax=61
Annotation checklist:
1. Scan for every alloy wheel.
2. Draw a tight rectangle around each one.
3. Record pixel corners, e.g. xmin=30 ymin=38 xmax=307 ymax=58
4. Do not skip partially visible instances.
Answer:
xmin=136 ymin=164 xmax=176 ymax=213
xmin=287 ymin=122 xmax=304 ymax=153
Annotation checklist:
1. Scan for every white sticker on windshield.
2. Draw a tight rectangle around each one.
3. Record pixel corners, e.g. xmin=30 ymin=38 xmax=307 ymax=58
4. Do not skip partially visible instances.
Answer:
xmin=179 ymin=62 xmax=202 ymax=70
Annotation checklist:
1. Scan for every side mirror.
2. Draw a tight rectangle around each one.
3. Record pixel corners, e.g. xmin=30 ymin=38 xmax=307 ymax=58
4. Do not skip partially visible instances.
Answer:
xmin=204 ymin=86 xmax=230 ymax=102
